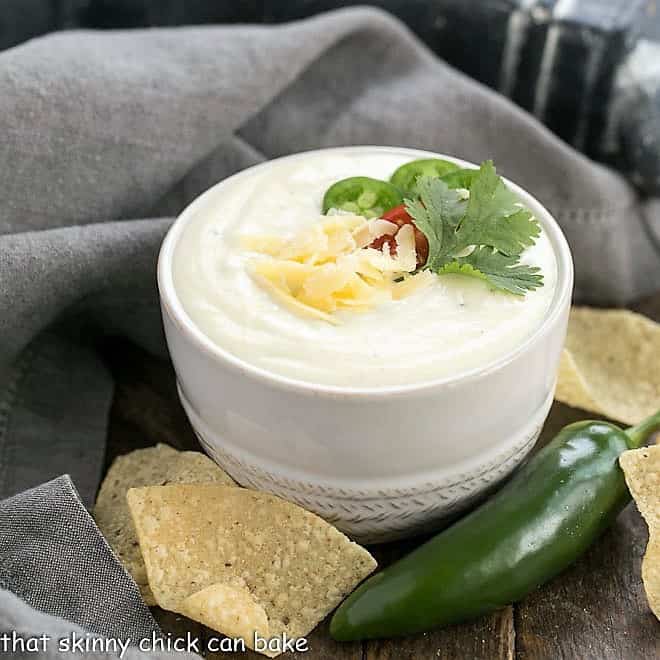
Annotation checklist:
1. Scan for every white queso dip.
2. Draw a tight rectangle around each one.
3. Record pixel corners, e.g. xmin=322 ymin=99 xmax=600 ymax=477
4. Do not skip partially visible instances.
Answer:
xmin=172 ymin=149 xmax=558 ymax=388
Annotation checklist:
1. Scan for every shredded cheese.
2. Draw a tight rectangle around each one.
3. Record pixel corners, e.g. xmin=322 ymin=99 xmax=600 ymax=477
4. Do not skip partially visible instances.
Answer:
xmin=243 ymin=215 xmax=430 ymax=322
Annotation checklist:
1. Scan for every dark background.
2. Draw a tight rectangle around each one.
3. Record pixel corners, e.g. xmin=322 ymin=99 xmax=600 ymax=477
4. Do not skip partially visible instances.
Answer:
xmin=3 ymin=1 xmax=659 ymax=51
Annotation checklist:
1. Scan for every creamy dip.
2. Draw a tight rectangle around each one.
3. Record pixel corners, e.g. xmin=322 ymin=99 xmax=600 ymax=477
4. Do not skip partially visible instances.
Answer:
xmin=172 ymin=149 xmax=558 ymax=388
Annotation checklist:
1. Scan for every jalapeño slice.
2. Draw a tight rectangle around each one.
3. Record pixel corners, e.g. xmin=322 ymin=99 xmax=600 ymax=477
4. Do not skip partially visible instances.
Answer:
xmin=440 ymin=167 xmax=478 ymax=190
xmin=390 ymin=158 xmax=459 ymax=196
xmin=322 ymin=177 xmax=403 ymax=218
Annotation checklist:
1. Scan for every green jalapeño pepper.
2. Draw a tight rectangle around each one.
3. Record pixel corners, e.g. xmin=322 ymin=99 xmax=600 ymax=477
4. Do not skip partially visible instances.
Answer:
xmin=322 ymin=177 xmax=403 ymax=218
xmin=440 ymin=167 xmax=478 ymax=190
xmin=390 ymin=158 xmax=459 ymax=196
xmin=331 ymin=410 xmax=660 ymax=641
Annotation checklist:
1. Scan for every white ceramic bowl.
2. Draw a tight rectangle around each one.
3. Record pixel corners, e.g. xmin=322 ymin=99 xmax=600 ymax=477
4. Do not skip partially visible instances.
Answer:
xmin=158 ymin=147 xmax=573 ymax=544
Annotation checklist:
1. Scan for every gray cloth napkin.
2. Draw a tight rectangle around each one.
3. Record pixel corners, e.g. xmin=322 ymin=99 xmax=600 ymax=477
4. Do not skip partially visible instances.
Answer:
xmin=0 ymin=590 xmax=197 ymax=660
xmin=1 ymin=6 xmax=660 ymax=654
xmin=0 ymin=476 xmax=174 ymax=655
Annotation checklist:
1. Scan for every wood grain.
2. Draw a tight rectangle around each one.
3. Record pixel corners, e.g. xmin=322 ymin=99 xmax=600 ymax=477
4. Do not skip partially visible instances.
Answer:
xmin=515 ymin=505 xmax=659 ymax=660
xmin=101 ymin=293 xmax=660 ymax=658
xmin=364 ymin=608 xmax=514 ymax=660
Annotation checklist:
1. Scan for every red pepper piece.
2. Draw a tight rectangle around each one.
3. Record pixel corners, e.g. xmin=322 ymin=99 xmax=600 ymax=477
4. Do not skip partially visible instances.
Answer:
xmin=369 ymin=204 xmax=429 ymax=266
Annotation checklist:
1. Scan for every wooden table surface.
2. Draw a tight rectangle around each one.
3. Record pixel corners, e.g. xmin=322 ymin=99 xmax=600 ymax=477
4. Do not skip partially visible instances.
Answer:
xmin=103 ymin=295 xmax=660 ymax=660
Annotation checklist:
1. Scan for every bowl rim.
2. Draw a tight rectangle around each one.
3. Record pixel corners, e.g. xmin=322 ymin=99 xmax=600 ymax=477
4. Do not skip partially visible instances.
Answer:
xmin=158 ymin=145 xmax=574 ymax=399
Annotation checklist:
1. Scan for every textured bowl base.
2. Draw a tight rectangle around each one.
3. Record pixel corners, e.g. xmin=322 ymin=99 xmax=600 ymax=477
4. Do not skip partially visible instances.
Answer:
xmin=180 ymin=385 xmax=551 ymax=544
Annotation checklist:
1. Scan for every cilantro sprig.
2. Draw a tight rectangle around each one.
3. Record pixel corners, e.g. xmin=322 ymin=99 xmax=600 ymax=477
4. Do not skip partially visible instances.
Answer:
xmin=406 ymin=161 xmax=543 ymax=295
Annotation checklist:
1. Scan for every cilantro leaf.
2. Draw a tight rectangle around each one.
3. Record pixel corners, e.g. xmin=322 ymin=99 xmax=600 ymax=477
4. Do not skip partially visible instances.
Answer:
xmin=405 ymin=162 xmax=544 ymax=295
xmin=439 ymin=247 xmax=543 ymax=295
xmin=404 ymin=176 xmax=466 ymax=270
xmin=455 ymin=161 xmax=540 ymax=256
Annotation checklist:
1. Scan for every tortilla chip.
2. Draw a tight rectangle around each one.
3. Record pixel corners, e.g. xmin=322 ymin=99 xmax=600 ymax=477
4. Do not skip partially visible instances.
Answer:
xmin=556 ymin=307 xmax=660 ymax=425
xmin=620 ymin=445 xmax=660 ymax=620
xmin=127 ymin=484 xmax=376 ymax=656
xmin=94 ymin=444 xmax=234 ymax=605
xmin=179 ymin=583 xmax=270 ymax=643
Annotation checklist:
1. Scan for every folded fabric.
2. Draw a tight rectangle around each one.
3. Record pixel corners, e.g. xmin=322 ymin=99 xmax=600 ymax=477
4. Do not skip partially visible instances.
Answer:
xmin=0 ymin=6 xmax=659 ymax=647
xmin=0 ymin=475 xmax=159 ymax=640
xmin=1 ymin=1 xmax=655 ymax=193
xmin=0 ymin=476 xmax=206 ymax=658
xmin=0 ymin=590 xmax=198 ymax=660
